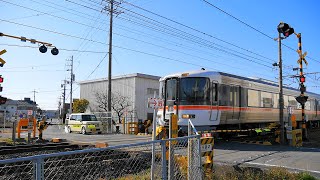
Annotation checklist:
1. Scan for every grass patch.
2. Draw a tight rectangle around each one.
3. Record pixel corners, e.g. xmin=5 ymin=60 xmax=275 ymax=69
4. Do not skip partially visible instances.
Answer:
xmin=0 ymin=138 xmax=13 ymax=145
xmin=110 ymin=160 xmax=318 ymax=180
xmin=205 ymin=165 xmax=318 ymax=180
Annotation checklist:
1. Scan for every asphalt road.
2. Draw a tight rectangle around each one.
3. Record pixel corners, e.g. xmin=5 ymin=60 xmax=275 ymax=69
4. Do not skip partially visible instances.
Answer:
xmin=1 ymin=119 xmax=320 ymax=177
xmin=214 ymin=141 xmax=320 ymax=177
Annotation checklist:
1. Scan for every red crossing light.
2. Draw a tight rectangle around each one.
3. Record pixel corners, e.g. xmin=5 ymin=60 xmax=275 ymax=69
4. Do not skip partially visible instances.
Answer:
xmin=0 ymin=76 xmax=3 ymax=83
xmin=300 ymin=75 xmax=305 ymax=83
xmin=277 ymin=22 xmax=295 ymax=37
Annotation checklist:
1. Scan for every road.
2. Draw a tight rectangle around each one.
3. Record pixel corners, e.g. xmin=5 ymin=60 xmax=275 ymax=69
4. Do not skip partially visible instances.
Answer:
xmin=1 ymin=120 xmax=320 ymax=177
xmin=214 ymin=141 xmax=320 ymax=177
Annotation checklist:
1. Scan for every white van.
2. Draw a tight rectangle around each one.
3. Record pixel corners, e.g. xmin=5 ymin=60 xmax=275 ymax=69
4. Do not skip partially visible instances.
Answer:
xmin=66 ymin=113 xmax=102 ymax=134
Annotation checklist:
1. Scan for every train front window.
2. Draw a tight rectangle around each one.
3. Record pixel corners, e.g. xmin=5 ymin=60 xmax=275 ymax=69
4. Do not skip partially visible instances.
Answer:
xmin=166 ymin=79 xmax=177 ymax=102
xmin=179 ymin=77 xmax=210 ymax=105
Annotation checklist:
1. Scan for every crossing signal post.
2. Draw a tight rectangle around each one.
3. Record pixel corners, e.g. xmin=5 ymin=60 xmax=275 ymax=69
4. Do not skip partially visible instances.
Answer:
xmin=295 ymin=32 xmax=309 ymax=140
xmin=0 ymin=32 xmax=59 ymax=55
xmin=276 ymin=22 xmax=297 ymax=145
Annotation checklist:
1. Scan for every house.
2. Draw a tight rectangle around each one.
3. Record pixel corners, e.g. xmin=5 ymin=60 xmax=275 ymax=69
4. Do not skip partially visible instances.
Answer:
xmin=0 ymin=98 xmax=36 ymax=126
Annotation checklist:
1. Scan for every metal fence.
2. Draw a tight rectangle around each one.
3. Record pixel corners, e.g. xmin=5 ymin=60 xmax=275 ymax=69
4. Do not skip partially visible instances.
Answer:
xmin=0 ymin=135 xmax=202 ymax=180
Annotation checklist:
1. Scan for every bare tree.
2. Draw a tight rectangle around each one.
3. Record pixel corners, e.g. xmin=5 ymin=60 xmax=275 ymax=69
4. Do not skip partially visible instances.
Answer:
xmin=95 ymin=91 xmax=132 ymax=123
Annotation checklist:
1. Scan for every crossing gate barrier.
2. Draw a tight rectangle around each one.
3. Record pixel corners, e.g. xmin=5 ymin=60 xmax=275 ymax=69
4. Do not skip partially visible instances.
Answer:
xmin=17 ymin=118 xmax=36 ymax=138
xmin=201 ymin=133 xmax=214 ymax=170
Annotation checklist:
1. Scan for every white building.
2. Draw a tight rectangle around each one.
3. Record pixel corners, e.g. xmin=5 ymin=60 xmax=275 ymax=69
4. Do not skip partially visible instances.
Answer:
xmin=79 ymin=73 xmax=160 ymax=122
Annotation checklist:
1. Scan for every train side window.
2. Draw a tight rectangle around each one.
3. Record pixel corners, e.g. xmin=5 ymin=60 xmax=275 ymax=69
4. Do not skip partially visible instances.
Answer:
xmin=283 ymin=96 xmax=289 ymax=108
xmin=305 ymin=100 xmax=311 ymax=110
xmin=241 ymin=87 xmax=247 ymax=107
xmin=229 ymin=86 xmax=234 ymax=106
xmin=219 ymin=84 xmax=229 ymax=106
xmin=288 ymin=96 xmax=297 ymax=108
xmin=234 ymin=86 xmax=239 ymax=107
xmin=261 ymin=91 xmax=272 ymax=108
xmin=273 ymin=93 xmax=279 ymax=108
xmin=212 ymin=83 xmax=218 ymax=102
xmin=248 ymin=89 xmax=259 ymax=107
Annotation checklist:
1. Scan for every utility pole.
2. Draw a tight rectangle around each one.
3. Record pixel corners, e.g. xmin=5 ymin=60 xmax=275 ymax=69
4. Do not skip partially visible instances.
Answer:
xmin=277 ymin=32 xmax=285 ymax=145
xmin=276 ymin=22 xmax=295 ymax=145
xmin=58 ymin=96 xmax=62 ymax=118
xmin=31 ymin=90 xmax=38 ymax=117
xmin=62 ymin=80 xmax=66 ymax=124
xmin=67 ymin=56 xmax=74 ymax=114
xmin=107 ymin=0 xmax=114 ymax=113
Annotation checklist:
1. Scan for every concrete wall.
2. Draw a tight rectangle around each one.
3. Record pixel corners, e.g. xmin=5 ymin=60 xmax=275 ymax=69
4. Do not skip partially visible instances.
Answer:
xmin=79 ymin=74 xmax=160 ymax=122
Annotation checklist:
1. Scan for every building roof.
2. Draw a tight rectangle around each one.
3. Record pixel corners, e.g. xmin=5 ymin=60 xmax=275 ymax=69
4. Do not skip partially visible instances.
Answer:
xmin=78 ymin=73 xmax=160 ymax=85
xmin=4 ymin=99 xmax=35 ymax=106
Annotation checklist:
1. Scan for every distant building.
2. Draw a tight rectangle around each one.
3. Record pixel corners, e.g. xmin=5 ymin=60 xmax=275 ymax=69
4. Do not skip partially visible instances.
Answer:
xmin=43 ymin=110 xmax=59 ymax=119
xmin=0 ymin=98 xmax=36 ymax=125
xmin=79 ymin=73 xmax=160 ymax=122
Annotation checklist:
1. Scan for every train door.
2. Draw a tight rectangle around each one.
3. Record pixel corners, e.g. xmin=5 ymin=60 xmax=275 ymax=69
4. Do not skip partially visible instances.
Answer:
xmin=233 ymin=86 xmax=241 ymax=121
xmin=226 ymin=85 xmax=240 ymax=123
xmin=210 ymin=82 xmax=218 ymax=121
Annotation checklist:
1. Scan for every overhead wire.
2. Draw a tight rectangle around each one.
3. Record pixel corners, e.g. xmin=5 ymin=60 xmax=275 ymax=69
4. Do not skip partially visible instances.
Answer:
xmin=7 ymin=0 xmax=278 ymax=71
xmin=201 ymin=0 xmax=320 ymax=64
xmin=66 ymin=0 xmax=276 ymax=67
xmin=3 ymin=0 xmax=284 ymax=81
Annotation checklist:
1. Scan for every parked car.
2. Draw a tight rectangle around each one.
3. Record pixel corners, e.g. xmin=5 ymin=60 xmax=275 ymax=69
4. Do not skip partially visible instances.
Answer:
xmin=66 ymin=113 xmax=102 ymax=134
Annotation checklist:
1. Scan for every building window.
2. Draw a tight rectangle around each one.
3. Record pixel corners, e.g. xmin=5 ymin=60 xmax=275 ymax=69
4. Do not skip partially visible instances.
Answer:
xmin=147 ymin=88 xmax=159 ymax=95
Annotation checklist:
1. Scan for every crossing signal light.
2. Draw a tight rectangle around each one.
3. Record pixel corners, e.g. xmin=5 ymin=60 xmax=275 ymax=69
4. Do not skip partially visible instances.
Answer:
xmin=296 ymin=96 xmax=308 ymax=105
xmin=39 ymin=45 xmax=47 ymax=53
xmin=277 ymin=22 xmax=295 ymax=37
xmin=0 ymin=96 xmax=7 ymax=105
xmin=300 ymin=84 xmax=306 ymax=93
xmin=51 ymin=47 xmax=59 ymax=55
xmin=299 ymin=75 xmax=305 ymax=83
xmin=0 ymin=75 xmax=3 ymax=92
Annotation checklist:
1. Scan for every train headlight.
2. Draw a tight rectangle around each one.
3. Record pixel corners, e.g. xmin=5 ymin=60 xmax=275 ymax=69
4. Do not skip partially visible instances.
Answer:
xmin=182 ymin=114 xmax=195 ymax=119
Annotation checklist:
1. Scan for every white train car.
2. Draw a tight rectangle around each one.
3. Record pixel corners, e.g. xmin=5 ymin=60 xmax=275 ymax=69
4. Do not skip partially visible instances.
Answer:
xmin=157 ymin=70 xmax=320 ymax=133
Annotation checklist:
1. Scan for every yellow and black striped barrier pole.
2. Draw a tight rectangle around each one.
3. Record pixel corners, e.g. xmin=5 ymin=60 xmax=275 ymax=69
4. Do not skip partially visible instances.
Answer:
xmin=200 ymin=133 xmax=214 ymax=171
xmin=296 ymin=33 xmax=308 ymax=140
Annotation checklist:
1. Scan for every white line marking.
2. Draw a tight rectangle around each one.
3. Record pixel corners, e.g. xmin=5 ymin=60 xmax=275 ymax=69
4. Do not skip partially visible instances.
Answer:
xmin=245 ymin=162 xmax=320 ymax=174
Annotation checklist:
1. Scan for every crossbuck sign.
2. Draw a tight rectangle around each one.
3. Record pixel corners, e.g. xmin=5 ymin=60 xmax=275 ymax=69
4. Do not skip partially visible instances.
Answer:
xmin=147 ymin=98 xmax=164 ymax=109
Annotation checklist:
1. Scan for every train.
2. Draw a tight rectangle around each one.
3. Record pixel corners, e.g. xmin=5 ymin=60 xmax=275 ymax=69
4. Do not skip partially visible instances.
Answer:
xmin=156 ymin=70 xmax=320 ymax=133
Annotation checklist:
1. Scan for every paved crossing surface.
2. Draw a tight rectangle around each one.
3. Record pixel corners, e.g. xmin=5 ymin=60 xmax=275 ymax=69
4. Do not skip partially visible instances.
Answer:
xmin=1 ymin=122 xmax=320 ymax=177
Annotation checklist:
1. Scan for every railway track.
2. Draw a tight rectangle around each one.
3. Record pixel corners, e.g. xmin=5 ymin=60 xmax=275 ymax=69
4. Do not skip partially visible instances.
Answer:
xmin=0 ymin=142 xmax=80 ymax=156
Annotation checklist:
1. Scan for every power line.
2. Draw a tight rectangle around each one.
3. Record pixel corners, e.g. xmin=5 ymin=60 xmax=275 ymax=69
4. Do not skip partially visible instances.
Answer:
xmin=0 ymin=0 xmax=108 ymax=32
xmin=87 ymin=53 xmax=108 ymax=78
xmin=201 ymin=0 xmax=320 ymax=64
xmin=3 ymin=0 xmax=285 ymax=81
xmin=0 ymin=43 xmax=107 ymax=53
xmin=5 ymin=0 xmax=276 ymax=70
xmin=122 ymin=0 xmax=276 ymax=63
xmin=66 ymin=0 xmax=276 ymax=67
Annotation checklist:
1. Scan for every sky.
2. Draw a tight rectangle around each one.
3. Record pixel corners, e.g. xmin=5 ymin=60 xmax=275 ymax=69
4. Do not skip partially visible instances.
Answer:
xmin=0 ymin=0 xmax=319 ymax=110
